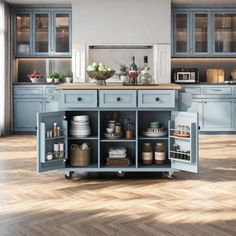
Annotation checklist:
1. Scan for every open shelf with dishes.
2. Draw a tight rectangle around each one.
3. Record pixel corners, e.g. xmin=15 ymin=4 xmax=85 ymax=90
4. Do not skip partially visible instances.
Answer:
xmin=37 ymin=99 xmax=198 ymax=174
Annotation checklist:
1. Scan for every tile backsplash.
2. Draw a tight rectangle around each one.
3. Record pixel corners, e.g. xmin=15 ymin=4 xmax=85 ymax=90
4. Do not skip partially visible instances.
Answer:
xmin=16 ymin=58 xmax=72 ymax=82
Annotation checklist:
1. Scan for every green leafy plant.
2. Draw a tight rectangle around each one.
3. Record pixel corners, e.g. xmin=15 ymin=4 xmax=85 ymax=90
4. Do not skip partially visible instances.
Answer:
xmin=48 ymin=72 xmax=62 ymax=79
xmin=117 ymin=64 xmax=128 ymax=77
xmin=64 ymin=70 xmax=73 ymax=77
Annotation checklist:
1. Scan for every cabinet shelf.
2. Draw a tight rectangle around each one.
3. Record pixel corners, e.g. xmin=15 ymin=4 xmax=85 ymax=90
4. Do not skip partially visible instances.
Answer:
xmin=138 ymin=136 xmax=168 ymax=140
xmin=46 ymin=135 xmax=65 ymax=140
xmin=169 ymin=135 xmax=190 ymax=141
xmin=100 ymin=164 xmax=136 ymax=169
xmin=169 ymin=157 xmax=191 ymax=163
xmin=68 ymin=136 xmax=98 ymax=140
xmin=170 ymin=150 xmax=190 ymax=156
xmin=100 ymin=138 xmax=136 ymax=142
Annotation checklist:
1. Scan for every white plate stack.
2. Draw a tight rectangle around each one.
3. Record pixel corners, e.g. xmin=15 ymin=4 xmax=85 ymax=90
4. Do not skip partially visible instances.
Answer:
xmin=70 ymin=115 xmax=91 ymax=138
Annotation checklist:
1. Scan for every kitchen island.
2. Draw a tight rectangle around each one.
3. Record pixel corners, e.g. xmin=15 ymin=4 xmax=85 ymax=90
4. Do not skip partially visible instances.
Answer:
xmin=37 ymin=84 xmax=199 ymax=179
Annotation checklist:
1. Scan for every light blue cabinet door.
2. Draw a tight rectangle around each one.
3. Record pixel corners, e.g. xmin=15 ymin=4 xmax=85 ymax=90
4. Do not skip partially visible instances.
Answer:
xmin=203 ymin=100 xmax=233 ymax=130
xmin=186 ymin=100 xmax=203 ymax=130
xmin=37 ymin=111 xmax=67 ymax=172
xmin=169 ymin=111 xmax=199 ymax=173
xmin=14 ymin=99 xmax=44 ymax=132
xmin=45 ymin=91 xmax=59 ymax=112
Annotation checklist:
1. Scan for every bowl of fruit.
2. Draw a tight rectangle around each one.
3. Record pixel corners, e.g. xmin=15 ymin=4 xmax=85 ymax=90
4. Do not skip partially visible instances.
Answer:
xmin=87 ymin=62 xmax=115 ymax=85
xmin=27 ymin=71 xmax=44 ymax=83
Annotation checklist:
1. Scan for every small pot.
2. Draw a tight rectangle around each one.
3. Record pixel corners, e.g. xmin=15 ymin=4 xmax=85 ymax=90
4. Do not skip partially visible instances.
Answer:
xmin=65 ymin=76 xmax=73 ymax=83
xmin=54 ymin=78 xmax=60 ymax=83
xmin=47 ymin=78 xmax=53 ymax=83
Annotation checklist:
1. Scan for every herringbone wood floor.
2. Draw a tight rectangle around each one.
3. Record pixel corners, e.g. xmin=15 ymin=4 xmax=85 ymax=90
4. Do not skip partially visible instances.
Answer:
xmin=0 ymin=135 xmax=235 ymax=236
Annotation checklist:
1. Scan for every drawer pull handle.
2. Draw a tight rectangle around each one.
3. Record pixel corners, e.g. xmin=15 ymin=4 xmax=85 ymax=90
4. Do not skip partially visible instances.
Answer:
xmin=77 ymin=97 xmax=82 ymax=102
xmin=116 ymin=97 xmax=121 ymax=102
xmin=155 ymin=97 xmax=160 ymax=102
xmin=210 ymin=89 xmax=221 ymax=91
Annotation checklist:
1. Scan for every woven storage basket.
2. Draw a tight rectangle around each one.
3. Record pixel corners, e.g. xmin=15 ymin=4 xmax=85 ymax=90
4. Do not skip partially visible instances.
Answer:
xmin=70 ymin=144 xmax=91 ymax=167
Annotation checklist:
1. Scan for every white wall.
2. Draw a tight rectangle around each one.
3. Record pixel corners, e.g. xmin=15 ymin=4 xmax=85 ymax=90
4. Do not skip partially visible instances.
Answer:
xmin=72 ymin=0 xmax=171 ymax=47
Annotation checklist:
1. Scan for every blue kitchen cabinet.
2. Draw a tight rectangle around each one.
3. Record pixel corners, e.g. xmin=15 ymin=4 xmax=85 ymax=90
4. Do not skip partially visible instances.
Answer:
xmin=37 ymin=89 xmax=199 ymax=177
xmin=14 ymin=98 xmax=44 ymax=132
xmin=13 ymin=85 xmax=58 ymax=132
xmin=172 ymin=7 xmax=236 ymax=57
xmin=14 ymin=8 xmax=71 ymax=57
xmin=202 ymin=99 xmax=234 ymax=131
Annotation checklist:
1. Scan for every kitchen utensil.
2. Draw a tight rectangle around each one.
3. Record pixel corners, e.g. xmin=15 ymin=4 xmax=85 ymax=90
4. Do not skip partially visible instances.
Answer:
xmin=206 ymin=69 xmax=224 ymax=83
xmin=231 ymin=69 xmax=236 ymax=80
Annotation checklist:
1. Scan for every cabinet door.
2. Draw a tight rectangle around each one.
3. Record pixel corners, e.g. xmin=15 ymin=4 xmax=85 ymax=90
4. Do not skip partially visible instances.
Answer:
xmin=186 ymin=100 xmax=203 ymax=130
xmin=203 ymin=99 xmax=233 ymax=130
xmin=53 ymin=12 xmax=71 ymax=56
xmin=214 ymin=13 xmax=236 ymax=55
xmin=193 ymin=12 xmax=210 ymax=55
xmin=173 ymin=12 xmax=191 ymax=56
xmin=45 ymin=91 xmax=59 ymax=112
xmin=37 ymin=111 xmax=67 ymax=172
xmin=169 ymin=111 xmax=199 ymax=173
xmin=15 ymin=12 xmax=32 ymax=56
xmin=33 ymin=12 xmax=50 ymax=55
xmin=14 ymin=99 xmax=43 ymax=132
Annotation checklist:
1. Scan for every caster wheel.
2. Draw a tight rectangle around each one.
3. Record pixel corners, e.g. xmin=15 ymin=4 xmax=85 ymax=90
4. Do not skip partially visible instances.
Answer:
xmin=116 ymin=171 xmax=125 ymax=177
xmin=65 ymin=171 xmax=74 ymax=179
xmin=163 ymin=171 xmax=174 ymax=179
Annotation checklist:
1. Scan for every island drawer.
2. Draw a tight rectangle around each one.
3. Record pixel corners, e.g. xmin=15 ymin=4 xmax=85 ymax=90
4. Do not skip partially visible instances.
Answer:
xmin=203 ymin=87 xmax=232 ymax=95
xmin=99 ymin=90 xmax=136 ymax=108
xmin=138 ymin=90 xmax=175 ymax=108
xmin=59 ymin=90 xmax=97 ymax=109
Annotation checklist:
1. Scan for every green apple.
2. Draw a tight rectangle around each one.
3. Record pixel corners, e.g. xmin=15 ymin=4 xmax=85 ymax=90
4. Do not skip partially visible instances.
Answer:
xmin=87 ymin=65 xmax=96 ymax=71
xmin=107 ymin=67 xmax=112 ymax=71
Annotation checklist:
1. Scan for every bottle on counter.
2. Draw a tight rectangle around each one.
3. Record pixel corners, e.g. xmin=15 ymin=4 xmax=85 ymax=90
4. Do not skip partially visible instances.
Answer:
xmin=140 ymin=56 xmax=152 ymax=85
xmin=128 ymin=56 xmax=138 ymax=85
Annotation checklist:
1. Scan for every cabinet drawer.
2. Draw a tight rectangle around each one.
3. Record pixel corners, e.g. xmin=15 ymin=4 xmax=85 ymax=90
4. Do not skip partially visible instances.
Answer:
xmin=184 ymin=87 xmax=201 ymax=95
xmin=14 ymin=87 xmax=43 ymax=96
xmin=138 ymin=90 xmax=175 ymax=108
xmin=203 ymin=87 xmax=232 ymax=95
xmin=99 ymin=90 xmax=136 ymax=108
xmin=60 ymin=90 xmax=97 ymax=108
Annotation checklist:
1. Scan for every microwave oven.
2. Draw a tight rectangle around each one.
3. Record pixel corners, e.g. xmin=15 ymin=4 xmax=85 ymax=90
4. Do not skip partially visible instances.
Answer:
xmin=172 ymin=68 xmax=199 ymax=83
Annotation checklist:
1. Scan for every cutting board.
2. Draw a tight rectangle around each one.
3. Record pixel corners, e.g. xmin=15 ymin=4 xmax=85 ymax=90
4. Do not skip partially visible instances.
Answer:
xmin=206 ymin=69 xmax=224 ymax=83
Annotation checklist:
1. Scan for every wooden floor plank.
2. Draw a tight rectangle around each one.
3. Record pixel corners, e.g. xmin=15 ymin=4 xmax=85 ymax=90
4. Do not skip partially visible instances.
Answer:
xmin=0 ymin=135 xmax=236 ymax=236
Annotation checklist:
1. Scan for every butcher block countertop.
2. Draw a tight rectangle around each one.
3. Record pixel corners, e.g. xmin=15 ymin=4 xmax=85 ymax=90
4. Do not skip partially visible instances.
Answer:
xmin=56 ymin=83 xmax=182 ymax=90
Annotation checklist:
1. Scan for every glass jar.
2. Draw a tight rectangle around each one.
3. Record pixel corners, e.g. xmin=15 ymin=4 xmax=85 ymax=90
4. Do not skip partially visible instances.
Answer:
xmin=143 ymin=142 xmax=152 ymax=152
xmin=126 ymin=123 xmax=134 ymax=139
xmin=155 ymin=143 xmax=164 ymax=152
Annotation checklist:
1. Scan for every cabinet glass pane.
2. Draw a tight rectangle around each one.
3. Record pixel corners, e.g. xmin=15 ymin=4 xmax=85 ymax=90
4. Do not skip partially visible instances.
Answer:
xmin=55 ymin=14 xmax=69 ymax=53
xmin=35 ymin=14 xmax=49 ymax=53
xmin=175 ymin=13 xmax=188 ymax=53
xmin=214 ymin=14 xmax=236 ymax=53
xmin=195 ymin=14 xmax=208 ymax=53
xmin=16 ymin=13 xmax=30 ymax=54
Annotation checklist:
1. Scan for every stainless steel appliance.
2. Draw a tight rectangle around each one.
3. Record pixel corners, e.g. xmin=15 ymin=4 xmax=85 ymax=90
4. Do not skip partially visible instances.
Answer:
xmin=172 ymin=68 xmax=199 ymax=83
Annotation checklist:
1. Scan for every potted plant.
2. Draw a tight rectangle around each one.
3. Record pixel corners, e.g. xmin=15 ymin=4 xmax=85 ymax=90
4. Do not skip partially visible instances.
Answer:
xmin=27 ymin=71 xmax=44 ymax=83
xmin=47 ymin=73 xmax=54 ymax=83
xmin=117 ymin=64 xmax=128 ymax=83
xmin=64 ymin=70 xmax=73 ymax=83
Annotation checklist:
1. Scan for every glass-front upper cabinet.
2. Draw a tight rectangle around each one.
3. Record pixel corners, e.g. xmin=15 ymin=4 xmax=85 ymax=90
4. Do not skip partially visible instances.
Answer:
xmin=193 ymin=13 xmax=209 ymax=54
xmin=214 ymin=13 xmax=236 ymax=54
xmin=14 ymin=8 xmax=71 ymax=57
xmin=173 ymin=12 xmax=190 ymax=55
xmin=15 ymin=13 xmax=32 ymax=55
xmin=54 ymin=13 xmax=71 ymax=55
xmin=34 ymin=13 xmax=50 ymax=54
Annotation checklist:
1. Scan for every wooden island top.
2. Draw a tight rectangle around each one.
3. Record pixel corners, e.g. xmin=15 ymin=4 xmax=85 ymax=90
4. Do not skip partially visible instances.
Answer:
xmin=56 ymin=83 xmax=182 ymax=90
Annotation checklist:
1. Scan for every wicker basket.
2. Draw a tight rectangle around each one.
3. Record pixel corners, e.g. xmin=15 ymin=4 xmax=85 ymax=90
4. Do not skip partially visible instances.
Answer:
xmin=87 ymin=70 xmax=115 ymax=81
xmin=70 ymin=144 xmax=91 ymax=167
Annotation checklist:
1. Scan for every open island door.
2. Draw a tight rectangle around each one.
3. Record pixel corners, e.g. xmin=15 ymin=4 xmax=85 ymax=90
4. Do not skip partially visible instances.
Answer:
xmin=169 ymin=111 xmax=199 ymax=173
xmin=37 ymin=111 xmax=68 ymax=172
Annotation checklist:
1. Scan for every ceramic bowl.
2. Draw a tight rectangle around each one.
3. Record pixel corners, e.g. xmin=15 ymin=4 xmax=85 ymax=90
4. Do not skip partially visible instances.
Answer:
xmin=106 ymin=128 xmax=114 ymax=134
xmin=73 ymin=115 xmax=89 ymax=122
xmin=71 ymin=120 xmax=89 ymax=127
xmin=70 ymin=128 xmax=91 ymax=137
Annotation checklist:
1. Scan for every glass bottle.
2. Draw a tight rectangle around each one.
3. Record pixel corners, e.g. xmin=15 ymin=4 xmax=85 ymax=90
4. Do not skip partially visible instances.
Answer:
xmin=140 ymin=56 xmax=152 ymax=85
xmin=128 ymin=56 xmax=138 ymax=85
xmin=142 ymin=141 xmax=153 ymax=165
xmin=126 ymin=123 xmax=134 ymax=139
